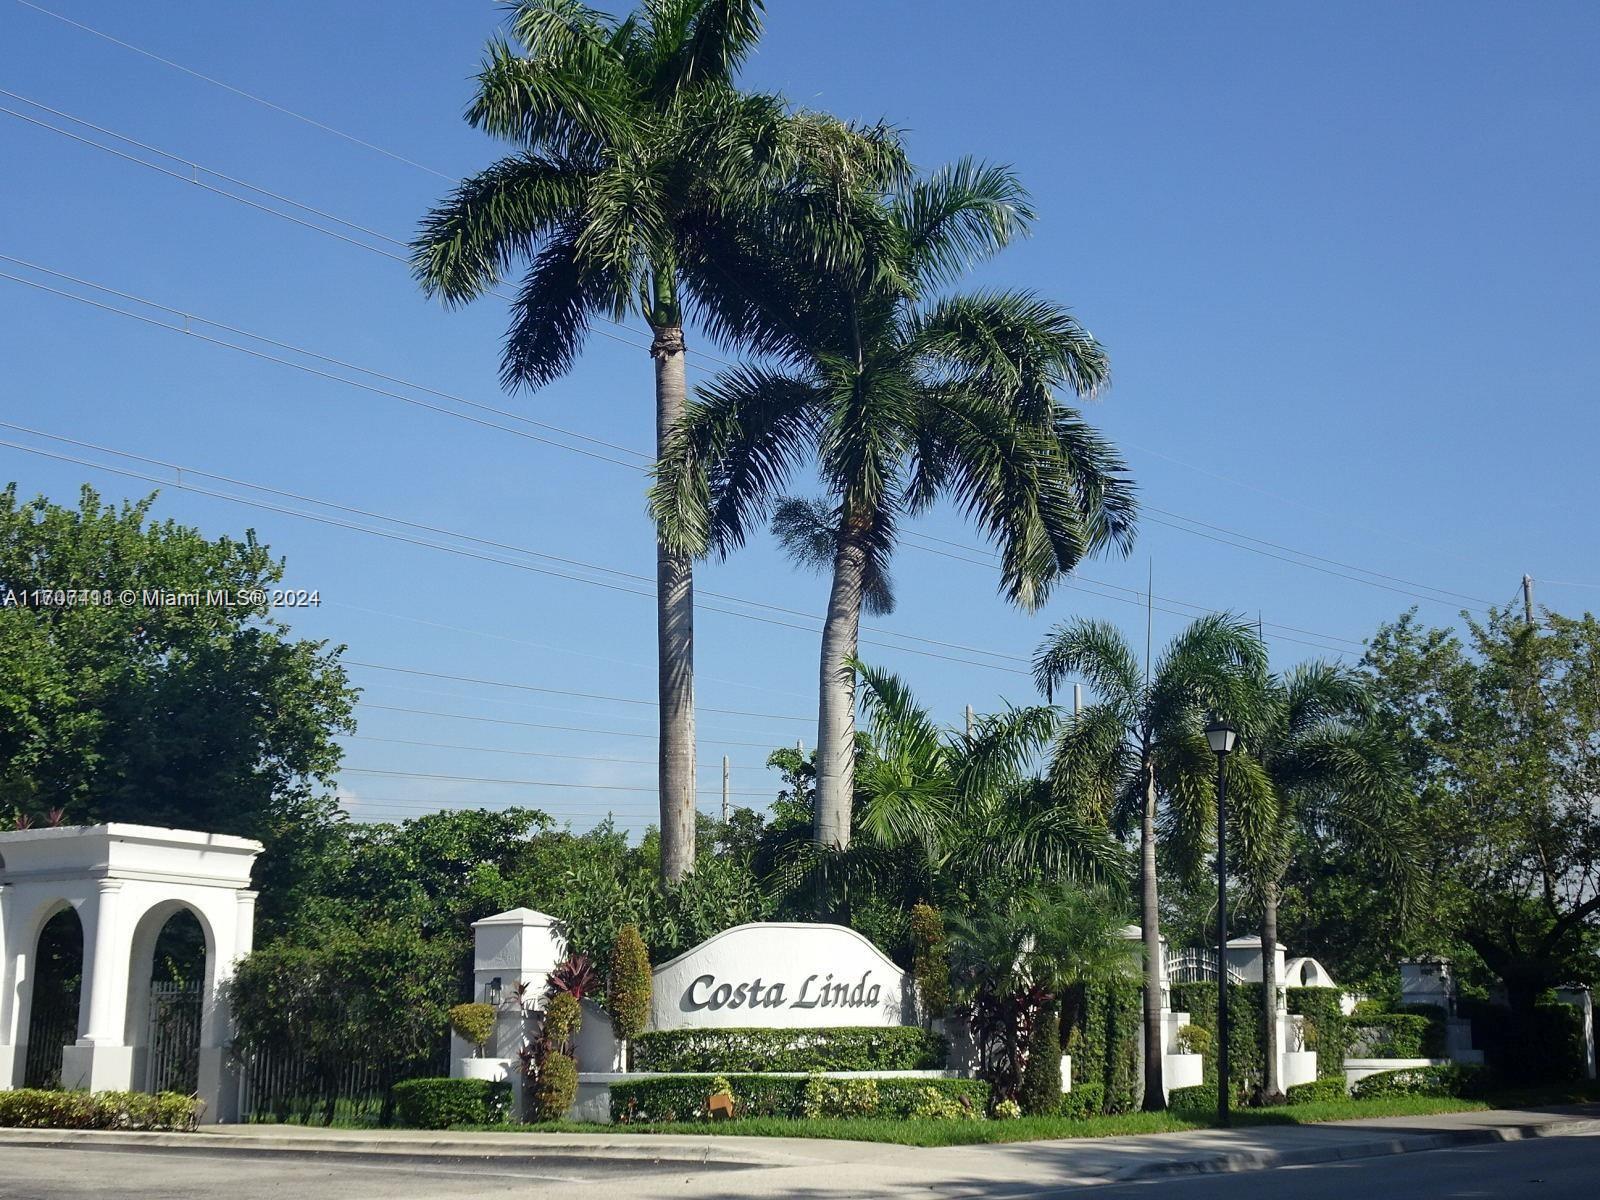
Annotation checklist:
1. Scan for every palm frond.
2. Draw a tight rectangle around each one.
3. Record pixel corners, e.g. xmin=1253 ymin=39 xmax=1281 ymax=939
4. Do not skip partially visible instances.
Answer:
xmin=1032 ymin=617 xmax=1143 ymax=708
xmin=771 ymin=496 xmax=894 ymax=615
xmin=413 ymin=154 xmax=592 ymax=304
xmin=499 ymin=221 xmax=612 ymax=389
xmin=892 ymin=159 xmax=1033 ymax=291
xmin=468 ymin=37 xmax=633 ymax=159
xmin=649 ymin=366 xmax=822 ymax=555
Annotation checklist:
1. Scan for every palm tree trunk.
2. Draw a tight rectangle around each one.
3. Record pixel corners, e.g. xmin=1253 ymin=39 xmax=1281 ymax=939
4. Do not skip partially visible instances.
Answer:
xmin=814 ymin=527 xmax=868 ymax=849
xmin=1260 ymin=877 xmax=1284 ymax=1103
xmin=653 ymin=321 xmax=696 ymax=884
xmin=1139 ymin=754 xmax=1167 ymax=1111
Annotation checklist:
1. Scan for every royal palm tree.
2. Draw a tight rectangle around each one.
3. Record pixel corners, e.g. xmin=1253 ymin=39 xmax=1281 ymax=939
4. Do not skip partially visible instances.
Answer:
xmin=652 ymin=162 xmax=1136 ymax=851
xmin=1034 ymin=614 xmax=1267 ymax=1111
xmin=1222 ymin=662 xmax=1415 ymax=1103
xmin=412 ymin=0 xmax=901 ymax=881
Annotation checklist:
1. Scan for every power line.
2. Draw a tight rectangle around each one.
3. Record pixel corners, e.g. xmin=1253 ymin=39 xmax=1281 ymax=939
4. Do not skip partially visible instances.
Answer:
xmin=343 ymin=659 xmax=811 ymax=724
xmin=11 ymin=0 xmax=457 ymax=179
xmin=0 ymin=255 xmax=652 ymax=468
xmin=346 ymin=733 xmax=771 ymax=770
xmin=0 ymin=46 xmax=1513 ymax=602
xmin=898 ymin=533 xmax=1359 ymax=659
xmin=340 ymin=766 xmax=772 ymax=797
xmin=357 ymin=702 xmax=787 ymax=751
xmin=0 ymin=86 xmax=731 ymax=371
xmin=900 ymin=531 xmax=1364 ymax=652
xmin=0 ymin=418 xmax=1033 ymax=674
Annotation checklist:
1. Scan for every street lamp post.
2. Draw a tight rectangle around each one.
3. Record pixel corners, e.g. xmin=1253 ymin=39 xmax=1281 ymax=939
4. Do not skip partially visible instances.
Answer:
xmin=1205 ymin=717 xmax=1239 ymax=1128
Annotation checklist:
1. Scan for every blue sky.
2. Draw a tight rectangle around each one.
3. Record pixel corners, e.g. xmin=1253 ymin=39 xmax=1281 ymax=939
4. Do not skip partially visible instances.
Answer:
xmin=2 ymin=1 xmax=1596 ymax=830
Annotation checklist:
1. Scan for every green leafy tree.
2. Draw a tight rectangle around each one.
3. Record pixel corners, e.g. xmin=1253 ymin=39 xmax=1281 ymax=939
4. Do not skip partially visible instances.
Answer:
xmin=1035 ymin=614 xmax=1266 ymax=1110
xmin=228 ymin=922 xmax=457 ymax=1124
xmin=652 ymin=161 xmax=1134 ymax=853
xmin=0 ymin=485 xmax=355 ymax=927
xmin=412 ymin=0 xmax=901 ymax=883
xmin=1364 ymin=607 xmax=1600 ymax=1013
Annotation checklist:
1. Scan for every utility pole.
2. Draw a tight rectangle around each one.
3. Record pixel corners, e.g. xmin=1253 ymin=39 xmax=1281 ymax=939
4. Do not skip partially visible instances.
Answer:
xmin=1523 ymin=574 xmax=1535 ymax=627
xmin=721 ymin=755 xmax=730 ymax=826
xmin=964 ymin=704 xmax=974 ymax=739
xmin=1073 ymin=683 xmax=1082 ymax=716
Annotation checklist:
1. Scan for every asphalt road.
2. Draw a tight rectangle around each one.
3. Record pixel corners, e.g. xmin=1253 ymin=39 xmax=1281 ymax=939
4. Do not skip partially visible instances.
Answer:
xmin=1 ymin=1132 xmax=1596 ymax=1199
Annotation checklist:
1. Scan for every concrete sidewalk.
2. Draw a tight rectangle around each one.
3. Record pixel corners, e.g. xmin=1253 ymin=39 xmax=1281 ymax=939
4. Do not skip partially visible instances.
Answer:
xmin=2 ymin=1104 xmax=1596 ymax=1196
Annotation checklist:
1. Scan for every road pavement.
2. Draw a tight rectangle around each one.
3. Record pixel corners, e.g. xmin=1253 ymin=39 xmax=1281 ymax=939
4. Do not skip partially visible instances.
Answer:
xmin=0 ymin=1106 xmax=1595 ymax=1199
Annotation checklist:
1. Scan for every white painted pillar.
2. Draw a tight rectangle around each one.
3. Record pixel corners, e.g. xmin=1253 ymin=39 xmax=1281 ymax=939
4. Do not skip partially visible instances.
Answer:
xmin=78 ymin=881 xmax=128 ymax=1044
xmin=61 ymin=881 xmax=136 ymax=1092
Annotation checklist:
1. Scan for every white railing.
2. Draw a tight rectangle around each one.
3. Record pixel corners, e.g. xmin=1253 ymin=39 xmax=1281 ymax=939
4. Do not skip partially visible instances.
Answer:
xmin=1165 ymin=946 xmax=1246 ymax=985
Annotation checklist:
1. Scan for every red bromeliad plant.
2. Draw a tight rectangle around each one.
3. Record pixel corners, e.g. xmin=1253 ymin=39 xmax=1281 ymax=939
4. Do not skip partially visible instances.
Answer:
xmin=545 ymin=954 xmax=600 ymax=1003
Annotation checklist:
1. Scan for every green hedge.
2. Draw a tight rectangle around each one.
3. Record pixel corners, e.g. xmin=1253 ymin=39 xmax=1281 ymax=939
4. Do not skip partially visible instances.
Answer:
xmin=610 ymin=1074 xmax=988 ymax=1123
xmin=1285 ymin=1076 xmax=1347 ymax=1104
xmin=631 ymin=1026 xmax=947 ymax=1073
xmin=1063 ymin=978 xmax=1141 ymax=1115
xmin=1170 ymin=981 xmax=1267 ymax=1099
xmin=1286 ymin=988 xmax=1348 ymax=1078
xmin=391 ymin=1078 xmax=512 ymax=1129
xmin=1167 ymin=1084 xmax=1209 ymax=1111
xmin=1459 ymin=1001 xmax=1585 ymax=1085
xmin=1350 ymin=1063 xmax=1488 ymax=1100
xmin=1059 ymin=1080 xmax=1104 ymax=1120
xmin=1346 ymin=1013 xmax=1439 ymax=1059
xmin=0 ymin=1088 xmax=200 ymax=1130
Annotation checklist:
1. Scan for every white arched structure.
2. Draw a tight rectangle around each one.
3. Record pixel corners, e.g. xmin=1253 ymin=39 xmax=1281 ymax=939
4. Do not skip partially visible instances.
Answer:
xmin=0 ymin=825 xmax=260 ymax=1122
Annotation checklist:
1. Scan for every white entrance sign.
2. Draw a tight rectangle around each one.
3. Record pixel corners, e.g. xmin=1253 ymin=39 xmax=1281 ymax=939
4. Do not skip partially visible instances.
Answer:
xmin=650 ymin=922 xmax=911 ymax=1030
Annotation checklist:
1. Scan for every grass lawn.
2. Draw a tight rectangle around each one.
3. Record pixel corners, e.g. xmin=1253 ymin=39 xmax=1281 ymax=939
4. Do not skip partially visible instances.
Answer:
xmin=464 ymin=1094 xmax=1506 ymax=1147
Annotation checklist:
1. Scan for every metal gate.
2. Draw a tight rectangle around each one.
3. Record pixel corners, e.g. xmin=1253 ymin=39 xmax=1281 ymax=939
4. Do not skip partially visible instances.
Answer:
xmin=22 ymin=989 xmax=79 ymax=1089
xmin=146 ymin=981 xmax=202 ymax=1095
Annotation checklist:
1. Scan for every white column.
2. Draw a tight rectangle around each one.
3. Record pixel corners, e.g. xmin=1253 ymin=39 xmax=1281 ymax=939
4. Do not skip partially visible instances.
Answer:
xmin=233 ymin=891 xmax=257 ymax=960
xmin=78 ymin=881 xmax=129 ymax=1044
xmin=61 ymin=881 xmax=136 ymax=1092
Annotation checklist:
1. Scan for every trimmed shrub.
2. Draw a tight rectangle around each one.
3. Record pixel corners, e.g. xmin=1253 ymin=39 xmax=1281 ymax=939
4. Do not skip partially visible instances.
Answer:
xmin=0 ymin=1088 xmax=200 ymax=1131
xmin=544 ymin=992 xmax=581 ymax=1054
xmin=910 ymin=902 xmax=949 ymax=1020
xmin=1175 ymin=1023 xmax=1210 ymax=1057
xmin=1018 ymin=1005 xmax=1062 ymax=1116
xmin=1167 ymin=1084 xmax=1210 ymax=1111
xmin=908 ymin=1085 xmax=981 ymax=1120
xmin=449 ymin=1003 xmax=496 ymax=1055
xmin=1059 ymin=1080 xmax=1104 ymax=1121
xmin=1171 ymin=981 xmax=1266 ymax=1101
xmin=992 ymin=1097 xmax=1023 ymax=1120
xmin=800 ymin=1075 xmax=881 ymax=1118
xmin=1286 ymin=1076 xmax=1347 ymax=1105
xmin=607 ymin=924 xmax=652 ymax=1041
xmin=1351 ymin=1063 xmax=1489 ymax=1100
xmin=610 ymin=1074 xmax=989 ymax=1123
xmin=391 ymin=1078 xmax=511 ymax=1129
xmin=632 ymin=1026 xmax=947 ymax=1073
xmin=533 ymin=1051 xmax=578 ymax=1120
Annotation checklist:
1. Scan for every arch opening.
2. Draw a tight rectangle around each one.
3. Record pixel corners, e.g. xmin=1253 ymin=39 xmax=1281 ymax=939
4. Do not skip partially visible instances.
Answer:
xmin=23 ymin=905 xmax=83 ymax=1088
xmin=127 ymin=905 xmax=209 ymax=1095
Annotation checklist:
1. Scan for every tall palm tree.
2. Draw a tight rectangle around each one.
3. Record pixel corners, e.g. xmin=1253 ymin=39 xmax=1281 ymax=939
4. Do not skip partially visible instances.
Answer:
xmin=412 ymin=1 xmax=899 ymax=881
xmin=1221 ymin=662 xmax=1415 ymax=1103
xmin=1034 ymin=615 xmax=1267 ymax=1111
xmin=651 ymin=162 xmax=1136 ymax=851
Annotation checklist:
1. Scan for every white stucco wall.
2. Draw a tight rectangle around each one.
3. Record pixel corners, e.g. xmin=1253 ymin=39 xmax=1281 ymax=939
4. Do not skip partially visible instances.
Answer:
xmin=649 ymin=923 xmax=911 ymax=1030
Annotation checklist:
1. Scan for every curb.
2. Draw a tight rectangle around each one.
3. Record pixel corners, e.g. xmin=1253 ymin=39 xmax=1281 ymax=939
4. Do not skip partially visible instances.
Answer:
xmin=1112 ymin=1116 xmax=1600 ymax=1184
xmin=0 ymin=1127 xmax=806 ymax=1168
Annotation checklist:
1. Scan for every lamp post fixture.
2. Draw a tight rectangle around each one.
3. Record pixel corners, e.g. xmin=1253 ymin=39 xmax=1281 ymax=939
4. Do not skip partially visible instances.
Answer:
xmin=1205 ymin=716 xmax=1239 ymax=1127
